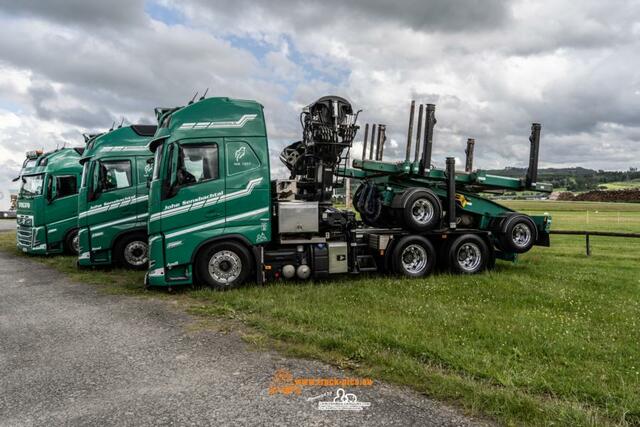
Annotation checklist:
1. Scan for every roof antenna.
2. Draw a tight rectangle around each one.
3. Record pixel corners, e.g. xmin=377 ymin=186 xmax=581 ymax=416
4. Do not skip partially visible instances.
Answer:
xmin=118 ymin=117 xmax=125 ymax=129
xmin=188 ymin=91 xmax=199 ymax=105
xmin=109 ymin=121 xmax=115 ymax=131
xmin=199 ymin=88 xmax=209 ymax=101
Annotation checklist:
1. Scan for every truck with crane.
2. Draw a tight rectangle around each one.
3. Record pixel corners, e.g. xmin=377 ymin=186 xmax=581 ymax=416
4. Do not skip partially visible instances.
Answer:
xmin=15 ymin=148 xmax=84 ymax=255
xmin=145 ymin=95 xmax=551 ymax=290
xmin=77 ymin=124 xmax=156 ymax=269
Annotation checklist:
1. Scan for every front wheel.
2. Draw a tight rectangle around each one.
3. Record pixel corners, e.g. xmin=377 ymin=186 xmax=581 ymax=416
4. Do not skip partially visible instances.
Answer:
xmin=64 ymin=229 xmax=80 ymax=255
xmin=114 ymin=233 xmax=148 ymax=270
xmin=391 ymin=236 xmax=436 ymax=278
xmin=447 ymin=234 xmax=489 ymax=274
xmin=196 ymin=241 xmax=253 ymax=290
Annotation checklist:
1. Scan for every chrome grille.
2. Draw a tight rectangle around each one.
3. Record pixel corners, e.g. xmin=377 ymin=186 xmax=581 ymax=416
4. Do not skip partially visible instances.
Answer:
xmin=17 ymin=226 xmax=32 ymax=247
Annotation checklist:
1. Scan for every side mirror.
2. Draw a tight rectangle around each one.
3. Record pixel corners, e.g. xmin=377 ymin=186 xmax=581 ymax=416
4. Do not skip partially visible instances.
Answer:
xmin=163 ymin=144 xmax=179 ymax=199
xmin=146 ymin=157 xmax=154 ymax=189
xmin=89 ymin=165 xmax=104 ymax=201
xmin=46 ymin=176 xmax=56 ymax=203
xmin=169 ymin=149 xmax=178 ymax=189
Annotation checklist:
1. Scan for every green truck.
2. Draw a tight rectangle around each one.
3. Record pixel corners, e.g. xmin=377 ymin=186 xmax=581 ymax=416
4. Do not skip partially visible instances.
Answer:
xmin=15 ymin=148 xmax=84 ymax=255
xmin=146 ymin=96 xmax=551 ymax=290
xmin=77 ymin=125 xmax=156 ymax=269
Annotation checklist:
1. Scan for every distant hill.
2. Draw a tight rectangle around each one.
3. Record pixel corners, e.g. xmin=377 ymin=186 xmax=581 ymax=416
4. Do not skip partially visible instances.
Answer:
xmin=484 ymin=167 xmax=596 ymax=177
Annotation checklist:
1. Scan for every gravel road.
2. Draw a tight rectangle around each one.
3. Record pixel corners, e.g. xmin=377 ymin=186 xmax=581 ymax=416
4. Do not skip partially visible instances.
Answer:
xmin=0 ymin=250 xmax=489 ymax=426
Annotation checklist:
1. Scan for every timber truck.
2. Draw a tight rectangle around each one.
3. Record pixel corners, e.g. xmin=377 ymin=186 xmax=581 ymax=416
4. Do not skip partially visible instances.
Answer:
xmin=145 ymin=95 xmax=551 ymax=290
xmin=77 ymin=124 xmax=156 ymax=269
xmin=15 ymin=148 xmax=84 ymax=255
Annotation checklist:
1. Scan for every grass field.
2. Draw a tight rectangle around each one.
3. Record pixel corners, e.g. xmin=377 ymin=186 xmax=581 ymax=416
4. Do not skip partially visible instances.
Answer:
xmin=1 ymin=201 xmax=639 ymax=426
xmin=502 ymin=200 xmax=640 ymax=233
xmin=601 ymin=179 xmax=640 ymax=190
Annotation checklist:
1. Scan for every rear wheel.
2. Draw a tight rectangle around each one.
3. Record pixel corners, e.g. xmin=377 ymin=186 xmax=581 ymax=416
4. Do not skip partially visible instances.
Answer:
xmin=64 ymin=229 xmax=80 ymax=255
xmin=196 ymin=241 xmax=253 ymax=290
xmin=391 ymin=236 xmax=436 ymax=278
xmin=114 ymin=232 xmax=148 ymax=270
xmin=447 ymin=234 xmax=489 ymax=274
xmin=400 ymin=189 xmax=442 ymax=232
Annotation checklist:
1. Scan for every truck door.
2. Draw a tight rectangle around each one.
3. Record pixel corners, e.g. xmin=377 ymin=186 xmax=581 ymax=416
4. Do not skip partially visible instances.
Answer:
xmin=44 ymin=174 xmax=78 ymax=226
xmin=159 ymin=139 xmax=225 ymax=240
xmin=224 ymin=138 xmax=270 ymax=240
xmin=87 ymin=158 xmax=138 ymax=238
xmin=135 ymin=155 xmax=152 ymax=217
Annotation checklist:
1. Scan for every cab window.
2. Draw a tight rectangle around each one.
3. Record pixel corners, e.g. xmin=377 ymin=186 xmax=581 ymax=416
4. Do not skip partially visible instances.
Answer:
xmin=177 ymin=144 xmax=219 ymax=186
xmin=56 ymin=176 xmax=77 ymax=198
xmin=101 ymin=160 xmax=132 ymax=191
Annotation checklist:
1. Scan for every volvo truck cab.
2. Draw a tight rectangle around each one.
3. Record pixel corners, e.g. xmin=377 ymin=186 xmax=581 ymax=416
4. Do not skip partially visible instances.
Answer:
xmin=16 ymin=148 xmax=84 ymax=254
xmin=147 ymin=97 xmax=271 ymax=287
xmin=77 ymin=125 xmax=156 ymax=269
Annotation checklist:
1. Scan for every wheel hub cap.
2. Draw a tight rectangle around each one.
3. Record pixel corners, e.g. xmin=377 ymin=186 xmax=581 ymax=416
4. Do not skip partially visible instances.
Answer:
xmin=512 ymin=223 xmax=532 ymax=248
xmin=411 ymin=198 xmax=434 ymax=224
xmin=71 ymin=234 xmax=80 ymax=254
xmin=124 ymin=241 xmax=148 ymax=266
xmin=457 ymin=242 xmax=481 ymax=272
xmin=401 ymin=244 xmax=428 ymax=274
xmin=208 ymin=250 xmax=242 ymax=284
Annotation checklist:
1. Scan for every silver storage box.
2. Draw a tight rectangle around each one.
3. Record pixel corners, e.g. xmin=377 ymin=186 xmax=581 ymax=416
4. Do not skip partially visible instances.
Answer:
xmin=278 ymin=201 xmax=319 ymax=233
xmin=328 ymin=242 xmax=348 ymax=274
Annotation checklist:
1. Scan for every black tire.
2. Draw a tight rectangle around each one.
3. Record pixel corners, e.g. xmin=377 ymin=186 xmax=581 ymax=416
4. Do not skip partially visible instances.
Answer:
xmin=401 ymin=189 xmax=442 ymax=232
xmin=497 ymin=214 xmax=538 ymax=254
xmin=114 ymin=232 xmax=148 ymax=270
xmin=447 ymin=234 xmax=489 ymax=274
xmin=391 ymin=235 xmax=437 ymax=278
xmin=64 ymin=228 xmax=80 ymax=255
xmin=362 ymin=202 xmax=386 ymax=227
xmin=196 ymin=241 xmax=253 ymax=290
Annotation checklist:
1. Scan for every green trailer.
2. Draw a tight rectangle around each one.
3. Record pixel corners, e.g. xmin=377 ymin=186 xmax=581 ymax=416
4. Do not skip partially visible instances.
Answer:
xmin=77 ymin=125 xmax=156 ymax=269
xmin=15 ymin=148 xmax=84 ymax=255
xmin=342 ymin=102 xmax=553 ymax=262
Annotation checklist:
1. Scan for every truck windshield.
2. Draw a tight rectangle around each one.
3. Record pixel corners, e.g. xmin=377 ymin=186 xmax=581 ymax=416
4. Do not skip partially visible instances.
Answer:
xmin=20 ymin=174 xmax=44 ymax=196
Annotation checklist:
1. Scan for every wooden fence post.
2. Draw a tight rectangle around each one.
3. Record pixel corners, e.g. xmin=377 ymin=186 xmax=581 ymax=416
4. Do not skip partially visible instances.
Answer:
xmin=585 ymin=233 xmax=591 ymax=256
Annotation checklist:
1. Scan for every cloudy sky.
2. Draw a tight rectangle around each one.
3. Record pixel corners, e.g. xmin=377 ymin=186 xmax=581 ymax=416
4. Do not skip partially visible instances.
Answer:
xmin=1 ymin=0 xmax=639 ymax=188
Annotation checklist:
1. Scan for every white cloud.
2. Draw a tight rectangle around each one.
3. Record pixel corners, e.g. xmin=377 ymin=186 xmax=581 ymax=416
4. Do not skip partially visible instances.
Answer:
xmin=0 ymin=0 xmax=639 ymax=178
